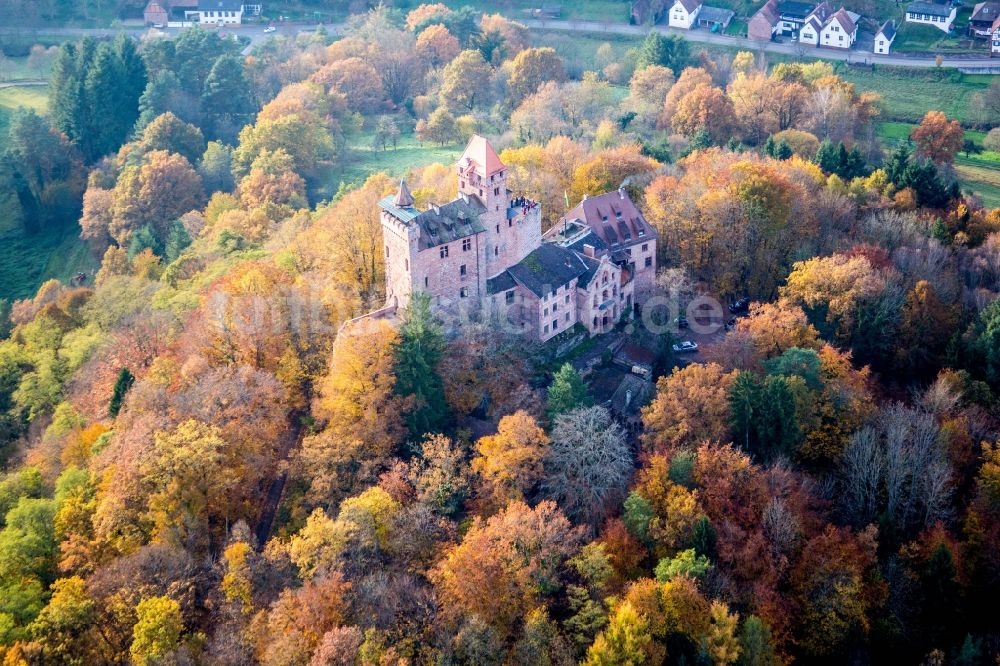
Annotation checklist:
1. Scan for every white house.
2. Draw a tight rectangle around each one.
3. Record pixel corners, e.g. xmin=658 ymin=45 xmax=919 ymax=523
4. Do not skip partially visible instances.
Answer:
xmin=798 ymin=1 xmax=830 ymax=44
xmin=819 ymin=8 xmax=857 ymax=47
xmin=905 ymin=1 xmax=958 ymax=32
xmin=187 ymin=0 xmax=244 ymax=24
xmin=669 ymin=0 xmax=703 ymax=28
xmin=874 ymin=20 xmax=896 ymax=53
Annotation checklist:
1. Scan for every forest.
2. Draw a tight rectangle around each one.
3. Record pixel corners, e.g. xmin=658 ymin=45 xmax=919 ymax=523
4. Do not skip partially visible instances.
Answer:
xmin=0 ymin=2 xmax=1000 ymax=664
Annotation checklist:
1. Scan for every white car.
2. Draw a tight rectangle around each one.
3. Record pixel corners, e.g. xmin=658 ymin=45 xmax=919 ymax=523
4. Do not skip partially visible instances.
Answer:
xmin=263 ymin=26 xmax=277 ymax=33
xmin=672 ymin=341 xmax=699 ymax=353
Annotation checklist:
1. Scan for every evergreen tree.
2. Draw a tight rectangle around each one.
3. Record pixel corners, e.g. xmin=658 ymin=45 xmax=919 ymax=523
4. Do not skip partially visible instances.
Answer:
xmin=113 ymin=33 xmax=147 ymax=141
xmin=690 ymin=127 xmax=713 ymax=151
xmin=108 ymin=368 xmax=135 ymax=418
xmin=691 ymin=516 xmax=717 ymax=559
xmin=729 ymin=371 xmax=760 ymax=452
xmin=901 ymin=159 xmax=951 ymax=208
xmin=775 ymin=140 xmax=793 ymax=160
xmin=394 ymin=293 xmax=448 ymax=438
xmin=757 ymin=375 xmax=799 ymax=460
xmin=547 ymin=363 xmax=591 ymax=421
xmin=636 ymin=31 xmax=689 ymax=72
xmin=815 ymin=139 xmax=839 ymax=174
xmin=49 ymin=42 xmax=82 ymax=144
xmin=201 ymin=54 xmax=254 ymax=139
xmin=738 ymin=615 xmax=780 ymax=666
xmin=763 ymin=135 xmax=776 ymax=158
xmin=884 ymin=144 xmax=911 ymax=186
xmin=84 ymin=43 xmax=125 ymax=160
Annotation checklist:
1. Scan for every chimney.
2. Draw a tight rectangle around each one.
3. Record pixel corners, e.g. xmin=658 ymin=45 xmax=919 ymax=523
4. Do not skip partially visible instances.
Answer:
xmin=583 ymin=244 xmax=596 ymax=258
xmin=430 ymin=202 xmax=440 ymax=215
xmin=582 ymin=194 xmax=588 ymax=201
xmin=619 ymin=186 xmax=626 ymax=200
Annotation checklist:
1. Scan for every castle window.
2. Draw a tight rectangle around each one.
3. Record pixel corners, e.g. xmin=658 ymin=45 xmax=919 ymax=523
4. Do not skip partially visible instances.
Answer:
xmin=494 ymin=247 xmax=498 ymax=257
xmin=460 ymin=264 xmax=467 ymax=277
xmin=645 ymin=257 xmax=652 ymax=267
xmin=440 ymin=245 xmax=449 ymax=258
xmin=496 ymin=225 xmax=500 ymax=234
xmin=424 ymin=276 xmax=429 ymax=287
xmin=642 ymin=243 xmax=649 ymax=252
xmin=552 ymin=319 xmax=558 ymax=330
xmin=553 ymin=303 xmax=558 ymax=312
xmin=385 ymin=245 xmax=389 ymax=258
xmin=405 ymin=259 xmax=409 ymax=271
xmin=463 ymin=238 xmax=471 ymax=251
xmin=460 ymin=287 xmax=468 ymax=298
xmin=506 ymin=290 xmax=515 ymax=304
xmin=544 ymin=307 xmax=549 ymax=316
xmin=565 ymin=294 xmax=570 ymax=304
xmin=565 ymin=313 xmax=570 ymax=321
xmin=544 ymin=325 xmax=549 ymax=334
xmin=593 ymin=316 xmax=598 ymax=327
xmin=508 ymin=219 xmax=512 ymax=227
xmin=494 ymin=187 xmax=500 ymax=196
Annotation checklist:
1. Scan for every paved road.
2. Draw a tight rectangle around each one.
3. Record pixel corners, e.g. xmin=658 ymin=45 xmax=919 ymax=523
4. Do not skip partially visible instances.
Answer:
xmin=522 ymin=18 xmax=1000 ymax=69
xmin=4 ymin=17 xmax=998 ymax=70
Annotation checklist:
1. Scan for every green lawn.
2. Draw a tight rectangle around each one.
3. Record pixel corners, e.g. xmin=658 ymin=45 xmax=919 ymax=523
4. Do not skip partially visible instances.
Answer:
xmin=838 ymin=68 xmax=989 ymax=125
xmin=0 ymin=55 xmax=52 ymax=82
xmin=440 ymin=0 xmax=633 ymax=22
xmin=955 ymin=157 xmax=1000 ymax=208
xmin=0 ymin=84 xmax=49 ymax=113
xmin=894 ymin=21 xmax=978 ymax=53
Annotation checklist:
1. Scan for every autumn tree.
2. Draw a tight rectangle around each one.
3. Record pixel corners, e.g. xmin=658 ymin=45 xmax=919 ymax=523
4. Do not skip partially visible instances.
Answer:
xmin=642 ymin=362 xmax=737 ymax=455
xmin=910 ymin=111 xmax=964 ymax=165
xmin=130 ymin=595 xmax=183 ymax=666
xmin=506 ymin=47 xmax=565 ymax=104
xmin=298 ymin=320 xmax=409 ymax=506
xmin=671 ymin=84 xmax=737 ymax=144
xmin=110 ymin=150 xmax=205 ymax=245
xmin=135 ymin=111 xmax=205 ymax=164
xmin=415 ymin=24 xmax=461 ymax=67
xmin=441 ymin=49 xmax=492 ymax=111
xmin=544 ymin=406 xmax=632 ymax=528
xmin=473 ymin=410 xmax=550 ymax=504
xmin=431 ymin=500 xmax=582 ymax=636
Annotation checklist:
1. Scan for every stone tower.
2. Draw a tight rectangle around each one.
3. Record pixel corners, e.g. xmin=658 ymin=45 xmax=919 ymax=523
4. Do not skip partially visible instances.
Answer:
xmin=456 ymin=136 xmax=541 ymax=278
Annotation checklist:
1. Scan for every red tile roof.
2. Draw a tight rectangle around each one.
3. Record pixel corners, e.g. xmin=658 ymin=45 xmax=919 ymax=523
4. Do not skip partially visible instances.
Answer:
xmin=459 ymin=135 xmax=504 ymax=177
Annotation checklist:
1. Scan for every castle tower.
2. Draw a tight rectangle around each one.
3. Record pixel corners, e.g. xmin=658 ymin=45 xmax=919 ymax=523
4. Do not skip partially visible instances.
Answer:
xmin=457 ymin=135 xmax=539 ymax=278
xmin=379 ymin=179 xmax=420 ymax=309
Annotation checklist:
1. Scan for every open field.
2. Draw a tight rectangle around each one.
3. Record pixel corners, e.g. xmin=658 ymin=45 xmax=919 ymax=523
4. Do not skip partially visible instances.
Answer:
xmin=441 ymin=0 xmax=633 ymax=23
xmin=955 ymin=156 xmax=1000 ymax=208
xmin=0 ymin=84 xmax=49 ymax=112
xmin=838 ymin=67 xmax=991 ymax=125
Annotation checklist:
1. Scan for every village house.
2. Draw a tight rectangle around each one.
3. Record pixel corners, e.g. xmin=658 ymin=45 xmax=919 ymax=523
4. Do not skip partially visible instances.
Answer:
xmin=776 ymin=0 xmax=818 ymax=35
xmin=993 ymin=15 xmax=1000 ymax=52
xmin=184 ymin=0 xmax=258 ymax=24
xmin=669 ymin=0 xmax=703 ymax=28
xmin=143 ymin=0 xmax=168 ymax=24
xmin=970 ymin=1 xmax=1000 ymax=37
xmin=379 ymin=136 xmax=657 ymax=343
xmin=874 ymin=20 xmax=896 ymax=52
xmin=799 ymin=5 xmax=858 ymax=47
xmin=905 ymin=1 xmax=958 ymax=32
xmin=748 ymin=0 xmax=781 ymax=40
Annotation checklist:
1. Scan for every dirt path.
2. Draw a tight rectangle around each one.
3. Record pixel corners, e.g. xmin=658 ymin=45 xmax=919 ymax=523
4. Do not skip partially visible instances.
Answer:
xmin=253 ymin=411 xmax=305 ymax=548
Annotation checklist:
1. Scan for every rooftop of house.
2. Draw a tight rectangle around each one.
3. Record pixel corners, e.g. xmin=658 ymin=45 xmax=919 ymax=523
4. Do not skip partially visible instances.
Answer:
xmin=551 ymin=189 xmax=656 ymax=250
xmin=752 ymin=0 xmax=780 ymax=25
xmin=907 ymin=1 xmax=955 ymax=16
xmin=380 ymin=183 xmax=487 ymax=251
xmin=198 ymin=0 xmax=243 ymax=10
xmin=971 ymin=1 xmax=1000 ymax=21
xmin=459 ymin=135 xmax=504 ymax=178
xmin=609 ymin=372 xmax=655 ymax=415
xmin=777 ymin=0 xmax=817 ymax=19
xmin=877 ymin=19 xmax=896 ymax=38
xmin=829 ymin=7 xmax=856 ymax=31
xmin=699 ymin=5 xmax=736 ymax=21
xmin=500 ymin=244 xmax=591 ymax=298
xmin=674 ymin=0 xmax=703 ymax=13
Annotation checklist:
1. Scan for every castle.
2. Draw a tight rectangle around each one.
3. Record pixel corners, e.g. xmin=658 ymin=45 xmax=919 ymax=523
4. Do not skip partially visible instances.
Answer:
xmin=379 ymin=135 xmax=658 ymax=342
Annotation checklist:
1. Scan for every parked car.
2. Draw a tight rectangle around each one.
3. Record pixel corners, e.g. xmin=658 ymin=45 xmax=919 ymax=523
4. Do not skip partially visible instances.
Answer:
xmin=675 ymin=316 xmax=689 ymax=330
xmin=263 ymin=26 xmax=277 ymax=32
xmin=725 ymin=318 xmax=737 ymax=331
xmin=672 ymin=340 xmax=699 ymax=353
xmin=152 ymin=23 xmax=165 ymax=28
xmin=729 ymin=297 xmax=750 ymax=314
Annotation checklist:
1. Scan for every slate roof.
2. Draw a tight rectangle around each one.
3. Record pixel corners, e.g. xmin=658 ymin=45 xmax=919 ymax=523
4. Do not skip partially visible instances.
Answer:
xmin=877 ymin=19 xmax=896 ymax=39
xmin=379 ymin=193 xmax=487 ymax=251
xmin=556 ymin=189 xmax=656 ymax=251
xmin=777 ymin=0 xmax=816 ymax=19
xmin=907 ymin=1 xmax=954 ymax=17
xmin=198 ymin=0 xmax=242 ymax=10
xmin=971 ymin=1 xmax=1000 ymax=22
xmin=486 ymin=271 xmax=517 ymax=295
xmin=504 ymin=244 xmax=590 ymax=298
xmin=699 ymin=5 xmax=735 ymax=22
xmin=576 ymin=255 xmax=603 ymax=289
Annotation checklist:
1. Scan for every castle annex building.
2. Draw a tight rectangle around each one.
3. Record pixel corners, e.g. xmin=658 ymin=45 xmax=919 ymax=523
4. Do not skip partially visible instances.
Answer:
xmin=379 ymin=135 xmax=657 ymax=342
